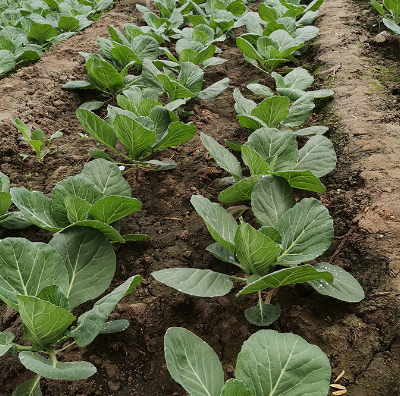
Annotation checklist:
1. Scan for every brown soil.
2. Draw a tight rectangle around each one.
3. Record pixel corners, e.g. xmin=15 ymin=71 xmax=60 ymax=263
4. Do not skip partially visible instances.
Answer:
xmin=1 ymin=0 xmax=400 ymax=395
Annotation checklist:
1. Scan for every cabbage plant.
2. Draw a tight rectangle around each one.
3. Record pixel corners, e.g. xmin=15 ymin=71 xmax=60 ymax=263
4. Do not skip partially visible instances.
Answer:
xmin=10 ymin=159 xmax=145 ymax=242
xmin=153 ymin=179 xmax=364 ymax=326
xmin=0 ymin=228 xmax=142 ymax=395
xmin=164 ymin=327 xmax=332 ymax=396
xmin=371 ymin=0 xmax=400 ymax=34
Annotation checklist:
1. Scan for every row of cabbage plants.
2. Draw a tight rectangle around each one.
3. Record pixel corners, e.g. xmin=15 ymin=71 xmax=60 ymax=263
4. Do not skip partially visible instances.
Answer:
xmin=0 ymin=0 xmax=363 ymax=394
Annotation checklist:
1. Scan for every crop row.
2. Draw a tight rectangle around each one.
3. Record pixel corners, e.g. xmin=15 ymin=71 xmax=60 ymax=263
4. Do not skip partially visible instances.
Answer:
xmin=0 ymin=0 xmax=363 ymax=395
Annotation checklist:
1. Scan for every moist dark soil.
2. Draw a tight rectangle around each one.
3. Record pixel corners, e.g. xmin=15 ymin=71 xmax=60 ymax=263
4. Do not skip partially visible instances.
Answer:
xmin=1 ymin=0 xmax=400 ymax=395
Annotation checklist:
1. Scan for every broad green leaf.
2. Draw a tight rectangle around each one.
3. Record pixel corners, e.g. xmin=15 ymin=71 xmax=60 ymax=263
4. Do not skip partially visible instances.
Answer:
xmin=304 ymin=0 xmax=324 ymax=12
xmin=282 ymin=94 xmax=315 ymax=127
xmin=309 ymin=262 xmax=365 ymax=302
xmin=111 ymin=45 xmax=140 ymax=68
xmin=236 ymin=36 xmax=262 ymax=61
xmin=197 ymin=77 xmax=229 ymax=99
xmin=251 ymin=175 xmax=295 ymax=227
xmin=371 ymin=0 xmax=387 ymax=16
xmin=191 ymin=195 xmax=238 ymax=252
xmin=382 ymin=17 xmax=400 ymax=34
xmin=79 ymin=101 xmax=104 ymax=111
xmin=235 ymin=330 xmax=331 ymax=396
xmin=165 ymin=327 xmax=224 ymax=396
xmin=201 ymin=133 xmax=242 ymax=180
xmin=295 ymin=26 xmax=319 ymax=43
xmin=206 ymin=242 xmax=241 ymax=267
xmin=0 ymin=50 xmax=15 ymax=75
xmin=241 ymin=145 xmax=272 ymax=176
xmin=62 ymin=80 xmax=94 ymax=90
xmin=51 ymin=175 xmax=103 ymax=228
xmin=88 ymin=196 xmax=142 ymax=224
xmin=0 ymin=172 xmax=10 ymax=192
xmin=76 ymin=109 xmax=117 ymax=149
xmin=235 ymin=223 xmax=281 ymax=276
xmin=155 ymin=122 xmax=196 ymax=150
xmin=272 ymin=170 xmax=325 ymax=192
xmin=251 ymin=96 xmax=290 ymax=128
xmin=152 ymin=268 xmax=233 ymax=297
xmin=258 ymin=4 xmax=279 ymax=21
xmin=295 ymin=126 xmax=328 ymax=136
xmin=27 ymin=23 xmax=57 ymax=44
xmin=275 ymin=198 xmax=333 ymax=266
xmin=281 ymin=67 xmax=314 ymax=90
xmin=64 ymin=195 xmax=91 ymax=223
xmin=11 ymin=376 xmax=42 ymax=396
xmin=114 ymin=114 xmax=156 ymax=160
xmin=70 ymin=275 xmax=142 ymax=346
xmin=247 ymin=83 xmax=274 ymax=97
xmin=0 ymin=192 xmax=11 ymax=216
xmin=81 ymin=159 xmax=132 ymax=197
xmin=18 ymin=296 xmax=74 ymax=349
xmin=10 ymin=188 xmax=61 ymax=231
xmin=99 ymin=319 xmax=130 ymax=334
xmin=62 ymin=220 xmax=125 ymax=243
xmin=294 ymin=135 xmax=336 ymax=177
xmin=157 ymin=74 xmax=195 ymax=100
xmin=0 ymin=212 xmax=31 ymax=229
xmin=237 ymin=115 xmax=265 ymax=131
xmin=37 ymin=285 xmax=69 ymax=311
xmin=383 ymin=0 xmax=400 ymax=17
xmin=233 ymin=88 xmax=257 ymax=116
xmin=238 ymin=265 xmax=333 ymax=295
xmin=12 ymin=119 xmax=31 ymax=139
xmin=49 ymin=227 xmax=116 ymax=309
xmin=144 ymin=159 xmax=176 ymax=170
xmin=19 ymin=352 xmax=96 ymax=380
xmin=218 ymin=175 xmax=262 ymax=203
xmin=246 ymin=128 xmax=298 ymax=172
xmin=86 ymin=58 xmax=125 ymax=95
xmin=0 ymin=331 xmax=15 ymax=356
xmin=244 ymin=301 xmax=281 ymax=326
xmin=220 ymin=379 xmax=252 ymax=396
xmin=58 ymin=16 xmax=79 ymax=32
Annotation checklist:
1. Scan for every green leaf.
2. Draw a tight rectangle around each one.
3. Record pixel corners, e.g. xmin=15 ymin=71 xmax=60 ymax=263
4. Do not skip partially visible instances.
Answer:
xmin=76 ymin=109 xmax=117 ymax=149
xmin=18 ymin=296 xmax=74 ymax=349
xmin=0 ymin=50 xmax=15 ymax=76
xmin=19 ymin=352 xmax=96 ymax=380
xmin=258 ymin=4 xmax=279 ymax=22
xmin=244 ymin=301 xmax=281 ymax=326
xmin=86 ymin=58 xmax=125 ymax=95
xmin=79 ymin=101 xmax=104 ymax=111
xmin=220 ymin=379 xmax=252 ymax=396
xmin=218 ymin=175 xmax=262 ymax=203
xmin=294 ymin=135 xmax=336 ymax=177
xmin=81 ymin=159 xmax=132 ymax=197
xmin=155 ymin=122 xmax=196 ymax=150
xmin=233 ymin=88 xmax=257 ymax=115
xmin=0 ymin=212 xmax=31 ymax=229
xmin=272 ymin=170 xmax=325 ymax=193
xmin=247 ymin=83 xmax=274 ymax=97
xmin=164 ymin=327 xmax=224 ymax=396
xmin=37 ymin=285 xmax=70 ymax=311
xmin=11 ymin=376 xmax=42 ymax=396
xmin=10 ymin=188 xmax=61 ymax=231
xmin=99 ymin=319 xmax=130 ymax=334
xmin=49 ymin=227 xmax=116 ymax=310
xmin=206 ymin=242 xmax=241 ymax=267
xmin=225 ymin=139 xmax=242 ymax=152
xmin=70 ymin=275 xmax=142 ymax=346
xmin=371 ymin=0 xmax=387 ymax=16
xmin=275 ymin=198 xmax=333 ymax=266
xmin=295 ymin=126 xmax=328 ymax=136
xmin=113 ymin=114 xmax=156 ymax=160
xmin=12 ymin=118 xmax=31 ymax=139
xmin=238 ymin=265 xmax=333 ymax=295
xmin=235 ymin=223 xmax=281 ymax=276
xmin=51 ymin=175 xmax=103 ymax=228
xmin=282 ymin=94 xmax=315 ymax=127
xmin=382 ymin=17 xmax=400 ymax=34
xmin=236 ymin=36 xmax=262 ymax=61
xmin=0 ymin=192 xmax=11 ymax=216
xmin=251 ymin=96 xmax=290 ymax=128
xmin=0 ymin=331 xmax=15 ymax=356
xmin=197 ymin=77 xmax=229 ymax=99
xmin=191 ymin=195 xmax=238 ymax=252
xmin=235 ymin=330 xmax=331 ymax=396
xmin=58 ymin=16 xmax=79 ymax=32
xmin=64 ymin=195 xmax=91 ymax=223
xmin=251 ymin=175 xmax=295 ymax=227
xmin=62 ymin=220 xmax=125 ymax=243
xmin=201 ymin=133 xmax=242 ymax=180
xmin=123 ymin=234 xmax=149 ymax=242
xmin=281 ymin=67 xmax=314 ymax=90
xmin=241 ymin=145 xmax=272 ymax=176
xmin=152 ymin=268 xmax=233 ymax=297
xmin=309 ymin=262 xmax=365 ymax=302
xmin=27 ymin=23 xmax=57 ymax=44
xmin=88 ymin=196 xmax=142 ymax=224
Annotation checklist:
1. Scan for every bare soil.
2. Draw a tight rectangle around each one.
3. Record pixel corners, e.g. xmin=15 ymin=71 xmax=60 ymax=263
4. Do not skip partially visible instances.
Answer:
xmin=1 ymin=0 xmax=400 ymax=395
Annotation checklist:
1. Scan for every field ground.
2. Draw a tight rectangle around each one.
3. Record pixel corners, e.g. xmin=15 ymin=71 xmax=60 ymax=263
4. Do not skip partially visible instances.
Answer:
xmin=1 ymin=0 xmax=400 ymax=394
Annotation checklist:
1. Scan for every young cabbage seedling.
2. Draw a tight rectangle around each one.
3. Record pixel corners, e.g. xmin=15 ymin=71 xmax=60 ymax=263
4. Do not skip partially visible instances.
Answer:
xmin=153 ymin=178 xmax=364 ymax=326
xmin=10 ymin=159 xmax=146 ymax=243
xmin=12 ymin=118 xmax=63 ymax=162
xmin=0 ymin=228 xmax=142 ymax=395
xmin=164 ymin=327 xmax=332 ymax=396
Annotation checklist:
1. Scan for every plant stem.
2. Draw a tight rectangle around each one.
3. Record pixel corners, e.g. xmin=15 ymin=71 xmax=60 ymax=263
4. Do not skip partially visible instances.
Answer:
xmin=229 ymin=276 xmax=247 ymax=282
xmin=55 ymin=341 xmax=76 ymax=354
xmin=48 ymin=350 xmax=58 ymax=368
xmin=15 ymin=344 xmax=33 ymax=351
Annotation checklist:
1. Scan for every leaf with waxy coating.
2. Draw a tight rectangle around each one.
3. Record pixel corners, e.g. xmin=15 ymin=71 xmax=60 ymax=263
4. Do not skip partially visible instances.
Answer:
xmin=218 ymin=175 xmax=262 ymax=203
xmin=164 ymin=327 xmax=224 ymax=396
xmin=11 ymin=376 xmax=42 ymax=396
xmin=86 ymin=58 xmax=125 ymax=95
xmin=70 ymin=275 xmax=142 ymax=346
xmin=152 ymin=268 xmax=233 ymax=297
xmin=251 ymin=96 xmax=290 ymax=128
xmin=64 ymin=196 xmax=91 ymax=223
xmin=19 ymin=352 xmax=97 ymax=380
xmin=238 ymin=265 xmax=333 ymax=295
xmin=272 ymin=170 xmax=325 ymax=192
xmin=191 ymin=195 xmax=238 ymax=252
xmin=206 ymin=242 xmax=241 ymax=267
xmin=235 ymin=330 xmax=331 ymax=396
xmin=62 ymin=220 xmax=125 ymax=243
xmin=154 ymin=121 xmax=196 ymax=150
xmin=220 ymin=379 xmax=252 ymax=396
xmin=309 ymin=262 xmax=365 ymax=302
xmin=244 ymin=301 xmax=281 ymax=326
xmin=0 ymin=331 xmax=15 ymax=356
xmin=197 ymin=77 xmax=229 ymax=99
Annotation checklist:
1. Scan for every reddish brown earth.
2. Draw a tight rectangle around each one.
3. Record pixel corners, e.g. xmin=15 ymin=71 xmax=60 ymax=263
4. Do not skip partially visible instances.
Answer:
xmin=1 ymin=0 xmax=400 ymax=395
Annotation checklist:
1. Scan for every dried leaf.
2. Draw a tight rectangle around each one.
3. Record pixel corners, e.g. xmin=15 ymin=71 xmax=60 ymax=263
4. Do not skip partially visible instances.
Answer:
xmin=334 ymin=369 xmax=345 ymax=382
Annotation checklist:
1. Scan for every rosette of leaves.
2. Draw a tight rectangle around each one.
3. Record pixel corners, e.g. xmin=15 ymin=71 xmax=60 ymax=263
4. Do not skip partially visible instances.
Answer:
xmin=76 ymin=93 xmax=197 ymax=169
xmin=164 ymin=327 xmax=332 ymax=396
xmin=371 ymin=0 xmax=400 ymax=35
xmin=153 ymin=180 xmax=364 ymax=326
xmin=12 ymin=118 xmax=63 ymax=161
xmin=0 ymin=172 xmax=31 ymax=229
xmin=141 ymin=59 xmax=229 ymax=105
xmin=0 ymin=228 xmax=142 ymax=395
xmin=200 ymin=129 xmax=336 ymax=196
xmin=10 ymin=159 xmax=146 ymax=243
